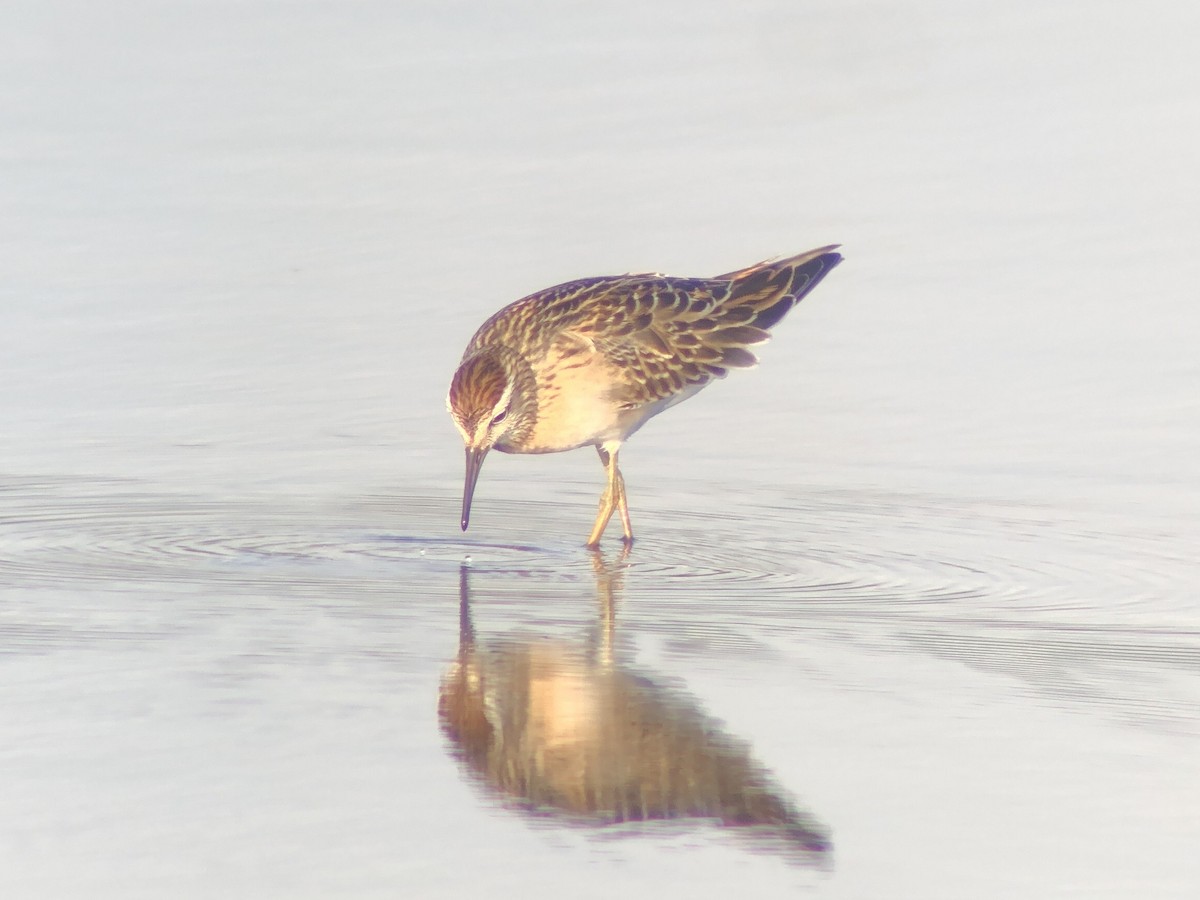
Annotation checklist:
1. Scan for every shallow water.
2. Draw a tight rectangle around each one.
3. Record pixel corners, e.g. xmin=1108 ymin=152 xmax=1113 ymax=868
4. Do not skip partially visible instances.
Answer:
xmin=3 ymin=479 xmax=1197 ymax=896
xmin=4 ymin=1 xmax=1200 ymax=898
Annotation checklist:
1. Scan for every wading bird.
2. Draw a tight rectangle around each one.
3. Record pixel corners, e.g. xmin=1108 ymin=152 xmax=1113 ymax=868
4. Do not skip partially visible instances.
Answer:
xmin=447 ymin=245 xmax=842 ymax=546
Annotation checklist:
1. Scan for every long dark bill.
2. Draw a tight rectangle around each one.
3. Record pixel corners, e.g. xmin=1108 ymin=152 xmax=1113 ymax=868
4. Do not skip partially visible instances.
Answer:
xmin=461 ymin=446 xmax=488 ymax=531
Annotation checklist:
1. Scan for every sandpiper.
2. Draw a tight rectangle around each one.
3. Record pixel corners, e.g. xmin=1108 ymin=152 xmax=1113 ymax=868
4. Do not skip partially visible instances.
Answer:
xmin=447 ymin=245 xmax=842 ymax=546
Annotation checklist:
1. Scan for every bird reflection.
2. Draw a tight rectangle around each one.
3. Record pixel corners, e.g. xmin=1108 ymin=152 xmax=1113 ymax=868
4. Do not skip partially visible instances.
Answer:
xmin=438 ymin=552 xmax=831 ymax=864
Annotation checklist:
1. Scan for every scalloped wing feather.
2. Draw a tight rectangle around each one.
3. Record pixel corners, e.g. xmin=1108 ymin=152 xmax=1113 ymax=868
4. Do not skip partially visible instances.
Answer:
xmin=465 ymin=246 xmax=842 ymax=410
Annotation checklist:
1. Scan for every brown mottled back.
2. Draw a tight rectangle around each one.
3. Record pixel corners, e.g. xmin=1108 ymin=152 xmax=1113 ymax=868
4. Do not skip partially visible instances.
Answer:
xmin=463 ymin=245 xmax=841 ymax=410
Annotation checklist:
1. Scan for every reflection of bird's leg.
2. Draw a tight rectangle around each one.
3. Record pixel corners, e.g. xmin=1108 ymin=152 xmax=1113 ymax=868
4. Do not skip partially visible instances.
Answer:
xmin=589 ymin=546 xmax=630 ymax=667
xmin=588 ymin=444 xmax=633 ymax=547
xmin=458 ymin=563 xmax=475 ymax=651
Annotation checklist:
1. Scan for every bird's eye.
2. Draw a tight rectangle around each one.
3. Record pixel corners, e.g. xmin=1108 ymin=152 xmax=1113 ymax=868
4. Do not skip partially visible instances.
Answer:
xmin=491 ymin=410 xmax=508 ymax=426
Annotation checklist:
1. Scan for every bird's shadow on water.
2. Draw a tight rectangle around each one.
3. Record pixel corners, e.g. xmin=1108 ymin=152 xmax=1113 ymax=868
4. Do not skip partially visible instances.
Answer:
xmin=437 ymin=550 xmax=832 ymax=867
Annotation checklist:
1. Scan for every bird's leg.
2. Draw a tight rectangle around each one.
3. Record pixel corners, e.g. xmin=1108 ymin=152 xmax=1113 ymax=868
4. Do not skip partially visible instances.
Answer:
xmin=586 ymin=446 xmax=617 ymax=547
xmin=586 ymin=445 xmax=633 ymax=548
xmin=613 ymin=457 xmax=633 ymax=544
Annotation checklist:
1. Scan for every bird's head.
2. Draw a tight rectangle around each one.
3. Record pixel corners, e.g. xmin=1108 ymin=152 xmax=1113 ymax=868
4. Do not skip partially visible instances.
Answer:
xmin=446 ymin=348 xmax=535 ymax=531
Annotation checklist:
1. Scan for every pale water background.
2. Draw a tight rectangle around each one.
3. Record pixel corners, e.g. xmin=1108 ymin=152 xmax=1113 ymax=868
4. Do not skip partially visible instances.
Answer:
xmin=3 ymin=1 xmax=1199 ymax=897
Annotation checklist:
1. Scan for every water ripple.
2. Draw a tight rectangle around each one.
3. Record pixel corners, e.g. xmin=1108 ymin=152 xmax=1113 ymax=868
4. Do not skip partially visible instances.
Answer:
xmin=3 ymin=476 xmax=1196 ymax=735
xmin=0 ymin=478 xmax=564 ymax=593
xmin=624 ymin=491 xmax=1199 ymax=626
xmin=1 ymin=477 xmax=1196 ymax=629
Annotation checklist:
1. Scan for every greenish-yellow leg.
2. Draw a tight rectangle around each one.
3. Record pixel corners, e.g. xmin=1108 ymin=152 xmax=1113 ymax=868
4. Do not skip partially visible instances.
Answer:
xmin=586 ymin=446 xmax=633 ymax=547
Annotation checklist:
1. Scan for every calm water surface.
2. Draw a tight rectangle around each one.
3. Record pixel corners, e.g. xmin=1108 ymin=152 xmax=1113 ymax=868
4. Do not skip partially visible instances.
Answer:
xmin=3 ymin=1 xmax=1200 ymax=898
